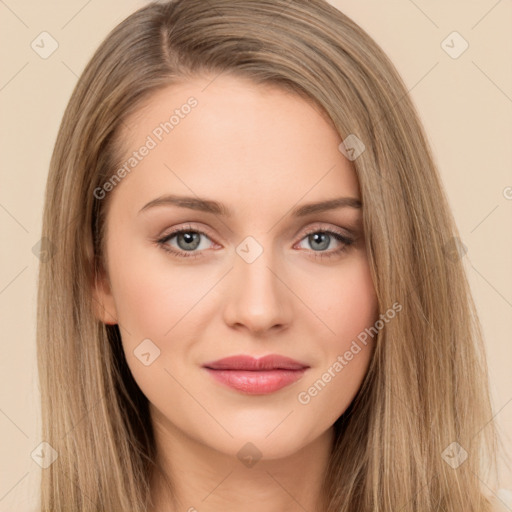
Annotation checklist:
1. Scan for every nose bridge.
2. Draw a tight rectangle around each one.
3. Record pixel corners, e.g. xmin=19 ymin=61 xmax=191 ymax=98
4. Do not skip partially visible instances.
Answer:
xmin=224 ymin=234 xmax=290 ymax=332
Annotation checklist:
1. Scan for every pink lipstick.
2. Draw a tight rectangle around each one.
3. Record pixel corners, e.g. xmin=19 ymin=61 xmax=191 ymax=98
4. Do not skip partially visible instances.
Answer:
xmin=202 ymin=354 xmax=309 ymax=395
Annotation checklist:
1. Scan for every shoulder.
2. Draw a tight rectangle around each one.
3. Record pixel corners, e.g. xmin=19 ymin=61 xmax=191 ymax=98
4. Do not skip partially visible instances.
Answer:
xmin=488 ymin=488 xmax=512 ymax=512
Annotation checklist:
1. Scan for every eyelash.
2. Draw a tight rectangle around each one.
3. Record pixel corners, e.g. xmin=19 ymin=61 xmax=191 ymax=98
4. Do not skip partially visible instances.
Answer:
xmin=155 ymin=224 xmax=355 ymax=261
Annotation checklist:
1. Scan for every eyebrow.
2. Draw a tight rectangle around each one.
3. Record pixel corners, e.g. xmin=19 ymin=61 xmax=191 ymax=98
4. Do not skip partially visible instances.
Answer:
xmin=138 ymin=194 xmax=362 ymax=217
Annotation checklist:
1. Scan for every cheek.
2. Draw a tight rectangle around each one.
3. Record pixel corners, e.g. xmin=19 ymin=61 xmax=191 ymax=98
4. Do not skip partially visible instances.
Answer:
xmin=304 ymin=253 xmax=378 ymax=344
xmin=106 ymin=241 xmax=209 ymax=405
xmin=107 ymin=238 xmax=211 ymax=342
xmin=294 ymin=256 xmax=378 ymax=423
xmin=328 ymin=256 xmax=378 ymax=381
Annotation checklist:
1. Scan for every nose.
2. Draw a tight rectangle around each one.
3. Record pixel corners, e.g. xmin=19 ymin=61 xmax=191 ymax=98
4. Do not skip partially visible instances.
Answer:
xmin=223 ymin=244 xmax=292 ymax=335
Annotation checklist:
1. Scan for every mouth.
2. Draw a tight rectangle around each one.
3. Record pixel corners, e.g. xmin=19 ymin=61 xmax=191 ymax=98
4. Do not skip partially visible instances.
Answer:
xmin=202 ymin=354 xmax=310 ymax=395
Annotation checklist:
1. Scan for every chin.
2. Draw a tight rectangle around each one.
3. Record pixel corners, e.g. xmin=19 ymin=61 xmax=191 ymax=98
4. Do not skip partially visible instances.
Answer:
xmin=207 ymin=422 xmax=320 ymax=463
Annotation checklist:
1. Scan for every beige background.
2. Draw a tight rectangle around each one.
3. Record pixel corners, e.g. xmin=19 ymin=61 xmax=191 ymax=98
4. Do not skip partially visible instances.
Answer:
xmin=1 ymin=1 xmax=511 ymax=510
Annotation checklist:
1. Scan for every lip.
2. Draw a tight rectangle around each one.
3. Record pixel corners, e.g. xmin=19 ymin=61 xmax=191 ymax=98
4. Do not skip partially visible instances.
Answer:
xmin=202 ymin=354 xmax=310 ymax=395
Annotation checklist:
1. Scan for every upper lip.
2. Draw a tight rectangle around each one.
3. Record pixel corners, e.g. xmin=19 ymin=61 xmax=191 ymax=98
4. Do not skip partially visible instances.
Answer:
xmin=203 ymin=354 xmax=309 ymax=371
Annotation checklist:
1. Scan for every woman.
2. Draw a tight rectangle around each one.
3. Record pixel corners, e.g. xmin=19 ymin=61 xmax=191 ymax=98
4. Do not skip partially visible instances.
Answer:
xmin=36 ymin=0 xmax=506 ymax=510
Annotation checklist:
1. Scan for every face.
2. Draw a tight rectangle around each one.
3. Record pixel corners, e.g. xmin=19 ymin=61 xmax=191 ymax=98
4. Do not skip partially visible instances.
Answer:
xmin=94 ymin=74 xmax=379 ymax=460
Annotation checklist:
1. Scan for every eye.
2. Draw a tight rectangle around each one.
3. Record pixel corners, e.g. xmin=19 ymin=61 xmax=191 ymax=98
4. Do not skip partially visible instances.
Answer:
xmin=156 ymin=224 xmax=216 ymax=259
xmin=295 ymin=227 xmax=355 ymax=261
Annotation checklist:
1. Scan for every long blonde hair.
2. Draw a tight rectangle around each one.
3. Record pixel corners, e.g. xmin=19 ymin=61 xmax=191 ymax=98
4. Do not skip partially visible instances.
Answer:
xmin=37 ymin=0 xmax=501 ymax=510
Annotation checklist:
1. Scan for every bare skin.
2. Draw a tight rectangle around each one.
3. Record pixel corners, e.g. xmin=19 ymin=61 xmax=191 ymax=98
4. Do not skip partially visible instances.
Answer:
xmin=93 ymin=74 xmax=379 ymax=512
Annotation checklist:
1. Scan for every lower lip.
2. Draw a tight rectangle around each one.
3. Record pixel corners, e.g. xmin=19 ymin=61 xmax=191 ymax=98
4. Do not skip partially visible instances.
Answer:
xmin=204 ymin=368 xmax=307 ymax=394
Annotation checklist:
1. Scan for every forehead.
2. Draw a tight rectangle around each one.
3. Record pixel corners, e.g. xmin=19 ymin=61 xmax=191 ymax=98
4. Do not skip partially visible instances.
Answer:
xmin=109 ymin=74 xmax=360 ymax=219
